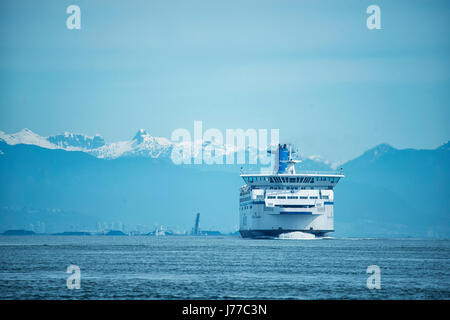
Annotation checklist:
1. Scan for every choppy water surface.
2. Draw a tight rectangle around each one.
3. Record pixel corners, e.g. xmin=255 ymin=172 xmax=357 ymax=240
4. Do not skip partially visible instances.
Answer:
xmin=0 ymin=236 xmax=448 ymax=299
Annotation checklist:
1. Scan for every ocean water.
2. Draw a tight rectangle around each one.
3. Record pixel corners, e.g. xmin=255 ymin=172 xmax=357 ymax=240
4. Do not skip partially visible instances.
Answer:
xmin=0 ymin=236 xmax=449 ymax=300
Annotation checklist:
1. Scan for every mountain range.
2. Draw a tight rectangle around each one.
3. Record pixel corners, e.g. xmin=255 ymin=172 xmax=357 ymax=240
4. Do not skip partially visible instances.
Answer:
xmin=0 ymin=128 xmax=448 ymax=237
xmin=0 ymin=128 xmax=333 ymax=168
xmin=0 ymin=128 xmax=173 ymax=159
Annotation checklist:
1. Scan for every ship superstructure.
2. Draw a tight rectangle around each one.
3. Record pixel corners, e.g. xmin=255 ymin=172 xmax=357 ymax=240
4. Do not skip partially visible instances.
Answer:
xmin=239 ymin=144 xmax=344 ymax=238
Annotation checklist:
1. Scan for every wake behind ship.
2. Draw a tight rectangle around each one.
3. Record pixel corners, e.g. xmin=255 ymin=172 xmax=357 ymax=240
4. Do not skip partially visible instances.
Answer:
xmin=239 ymin=144 xmax=344 ymax=239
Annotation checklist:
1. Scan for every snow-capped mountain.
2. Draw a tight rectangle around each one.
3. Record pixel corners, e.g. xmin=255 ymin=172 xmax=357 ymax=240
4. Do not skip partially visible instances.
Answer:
xmin=89 ymin=129 xmax=173 ymax=159
xmin=0 ymin=128 xmax=173 ymax=159
xmin=0 ymin=128 xmax=105 ymax=152
xmin=0 ymin=129 xmax=57 ymax=150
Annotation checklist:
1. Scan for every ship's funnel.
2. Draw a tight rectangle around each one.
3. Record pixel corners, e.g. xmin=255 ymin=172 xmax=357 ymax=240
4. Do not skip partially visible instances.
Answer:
xmin=277 ymin=144 xmax=289 ymax=173
xmin=276 ymin=144 xmax=299 ymax=174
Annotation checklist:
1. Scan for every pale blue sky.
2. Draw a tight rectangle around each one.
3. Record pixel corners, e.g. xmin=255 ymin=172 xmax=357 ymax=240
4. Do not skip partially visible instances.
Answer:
xmin=0 ymin=0 xmax=449 ymax=163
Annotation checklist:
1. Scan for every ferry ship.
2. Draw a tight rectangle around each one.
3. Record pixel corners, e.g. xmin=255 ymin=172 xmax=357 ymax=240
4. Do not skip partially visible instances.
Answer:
xmin=239 ymin=144 xmax=344 ymax=238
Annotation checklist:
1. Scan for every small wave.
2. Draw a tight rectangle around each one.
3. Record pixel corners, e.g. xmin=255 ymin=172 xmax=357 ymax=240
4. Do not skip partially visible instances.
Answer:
xmin=277 ymin=231 xmax=316 ymax=240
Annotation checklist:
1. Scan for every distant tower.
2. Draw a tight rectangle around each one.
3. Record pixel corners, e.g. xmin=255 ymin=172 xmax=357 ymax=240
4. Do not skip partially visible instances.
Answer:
xmin=191 ymin=213 xmax=201 ymax=235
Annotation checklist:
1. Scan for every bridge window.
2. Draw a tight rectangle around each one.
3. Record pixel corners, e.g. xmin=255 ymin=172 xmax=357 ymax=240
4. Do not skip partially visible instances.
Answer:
xmin=267 ymin=196 xmax=276 ymax=199
xmin=277 ymin=196 xmax=286 ymax=199
xmin=310 ymin=196 xmax=318 ymax=199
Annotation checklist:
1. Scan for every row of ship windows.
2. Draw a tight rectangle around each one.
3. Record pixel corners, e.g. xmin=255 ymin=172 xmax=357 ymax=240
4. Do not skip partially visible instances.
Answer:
xmin=241 ymin=186 xmax=333 ymax=194
xmin=267 ymin=195 xmax=329 ymax=200
xmin=245 ymin=176 xmax=340 ymax=184
xmin=240 ymin=205 xmax=252 ymax=210
xmin=241 ymin=191 xmax=331 ymax=200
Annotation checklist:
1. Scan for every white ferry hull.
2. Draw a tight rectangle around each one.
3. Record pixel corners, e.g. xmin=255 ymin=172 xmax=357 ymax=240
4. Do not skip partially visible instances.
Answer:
xmin=239 ymin=193 xmax=336 ymax=238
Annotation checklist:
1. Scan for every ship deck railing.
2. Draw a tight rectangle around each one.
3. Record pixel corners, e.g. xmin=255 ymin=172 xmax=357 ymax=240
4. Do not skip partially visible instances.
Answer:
xmin=240 ymin=170 xmax=344 ymax=176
